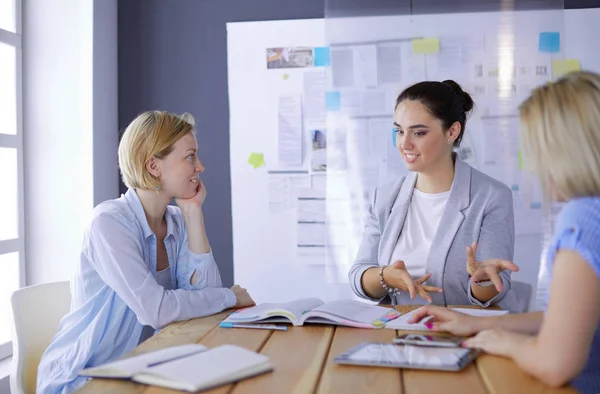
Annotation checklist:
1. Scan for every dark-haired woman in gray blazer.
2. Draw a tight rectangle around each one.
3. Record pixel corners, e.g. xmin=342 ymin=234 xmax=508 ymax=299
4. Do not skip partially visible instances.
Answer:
xmin=349 ymin=80 xmax=519 ymax=311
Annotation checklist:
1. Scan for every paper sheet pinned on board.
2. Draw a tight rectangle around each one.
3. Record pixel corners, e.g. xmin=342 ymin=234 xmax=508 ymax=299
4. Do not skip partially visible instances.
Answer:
xmin=481 ymin=116 xmax=520 ymax=165
xmin=297 ymin=245 xmax=326 ymax=265
xmin=377 ymin=44 xmax=402 ymax=84
xmin=552 ymin=59 xmax=580 ymax=78
xmin=412 ymin=38 xmax=440 ymax=54
xmin=278 ymin=96 xmax=303 ymax=167
xmin=247 ymin=153 xmax=265 ymax=169
xmin=268 ymin=172 xmax=311 ymax=214
xmin=297 ymin=197 xmax=326 ymax=222
xmin=354 ymin=45 xmax=378 ymax=88
xmin=297 ymin=222 xmax=327 ymax=247
xmin=331 ymin=48 xmax=354 ymax=88
xmin=303 ymin=71 xmax=326 ymax=125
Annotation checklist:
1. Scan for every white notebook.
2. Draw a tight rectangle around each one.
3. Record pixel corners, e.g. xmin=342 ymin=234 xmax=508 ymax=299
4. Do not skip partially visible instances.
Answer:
xmin=385 ymin=307 xmax=509 ymax=330
xmin=80 ymin=344 xmax=273 ymax=392
xmin=222 ymin=298 xmax=400 ymax=328
xmin=80 ymin=344 xmax=207 ymax=378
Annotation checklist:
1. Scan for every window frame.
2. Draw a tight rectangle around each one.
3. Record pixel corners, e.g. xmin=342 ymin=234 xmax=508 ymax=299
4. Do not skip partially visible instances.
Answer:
xmin=0 ymin=0 xmax=24 ymax=361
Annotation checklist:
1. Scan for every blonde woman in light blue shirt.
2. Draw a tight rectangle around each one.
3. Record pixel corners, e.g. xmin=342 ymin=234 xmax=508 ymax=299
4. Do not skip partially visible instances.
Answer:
xmin=37 ymin=111 xmax=255 ymax=394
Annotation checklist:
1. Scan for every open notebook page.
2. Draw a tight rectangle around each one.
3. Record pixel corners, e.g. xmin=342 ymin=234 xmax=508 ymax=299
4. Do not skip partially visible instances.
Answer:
xmin=132 ymin=345 xmax=272 ymax=391
xmin=305 ymin=300 xmax=397 ymax=325
xmin=80 ymin=344 xmax=207 ymax=378
xmin=386 ymin=307 xmax=508 ymax=330
xmin=225 ymin=298 xmax=324 ymax=323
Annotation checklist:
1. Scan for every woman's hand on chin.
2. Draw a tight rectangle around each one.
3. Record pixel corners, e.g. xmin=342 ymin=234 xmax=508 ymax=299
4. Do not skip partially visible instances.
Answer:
xmin=175 ymin=180 xmax=206 ymax=215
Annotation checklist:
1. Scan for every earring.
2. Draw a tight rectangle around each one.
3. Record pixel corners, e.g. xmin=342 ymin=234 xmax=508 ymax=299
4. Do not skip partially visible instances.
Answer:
xmin=155 ymin=185 xmax=161 ymax=192
xmin=447 ymin=139 xmax=452 ymax=144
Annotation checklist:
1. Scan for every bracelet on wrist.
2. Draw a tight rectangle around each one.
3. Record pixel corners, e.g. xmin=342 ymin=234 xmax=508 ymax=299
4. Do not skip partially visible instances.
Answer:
xmin=379 ymin=265 xmax=398 ymax=295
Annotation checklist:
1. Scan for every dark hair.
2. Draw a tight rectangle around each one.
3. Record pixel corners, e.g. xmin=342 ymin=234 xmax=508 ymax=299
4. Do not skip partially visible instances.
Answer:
xmin=395 ymin=80 xmax=474 ymax=147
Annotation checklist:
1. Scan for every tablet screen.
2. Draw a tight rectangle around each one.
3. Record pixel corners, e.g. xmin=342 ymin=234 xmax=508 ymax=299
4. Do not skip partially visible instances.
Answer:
xmin=335 ymin=342 xmax=478 ymax=371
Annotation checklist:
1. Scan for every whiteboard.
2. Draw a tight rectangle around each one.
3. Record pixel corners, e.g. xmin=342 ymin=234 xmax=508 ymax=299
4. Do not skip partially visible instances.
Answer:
xmin=227 ymin=9 xmax=600 ymax=306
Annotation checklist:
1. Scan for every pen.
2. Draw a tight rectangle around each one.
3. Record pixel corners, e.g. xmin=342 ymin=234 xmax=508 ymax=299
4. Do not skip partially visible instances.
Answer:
xmin=219 ymin=322 xmax=288 ymax=331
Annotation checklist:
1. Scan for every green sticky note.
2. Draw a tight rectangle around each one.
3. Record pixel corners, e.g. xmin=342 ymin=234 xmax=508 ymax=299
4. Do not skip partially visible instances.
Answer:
xmin=412 ymin=38 xmax=440 ymax=54
xmin=518 ymin=150 xmax=523 ymax=170
xmin=552 ymin=59 xmax=580 ymax=78
xmin=247 ymin=153 xmax=265 ymax=169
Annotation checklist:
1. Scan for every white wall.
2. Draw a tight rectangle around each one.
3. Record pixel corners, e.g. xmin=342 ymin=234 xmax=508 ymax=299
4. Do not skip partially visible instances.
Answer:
xmin=22 ymin=0 xmax=118 ymax=286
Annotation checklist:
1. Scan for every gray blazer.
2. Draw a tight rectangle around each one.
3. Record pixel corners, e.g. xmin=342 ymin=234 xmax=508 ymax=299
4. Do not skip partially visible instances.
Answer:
xmin=348 ymin=158 xmax=519 ymax=311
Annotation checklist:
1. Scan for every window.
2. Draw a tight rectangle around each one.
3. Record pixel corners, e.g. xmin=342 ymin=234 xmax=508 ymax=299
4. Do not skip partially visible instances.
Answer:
xmin=0 ymin=0 xmax=23 ymax=361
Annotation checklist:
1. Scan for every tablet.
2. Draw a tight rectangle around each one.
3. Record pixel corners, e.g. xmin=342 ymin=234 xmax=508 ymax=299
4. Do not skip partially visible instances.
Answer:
xmin=334 ymin=342 xmax=481 ymax=372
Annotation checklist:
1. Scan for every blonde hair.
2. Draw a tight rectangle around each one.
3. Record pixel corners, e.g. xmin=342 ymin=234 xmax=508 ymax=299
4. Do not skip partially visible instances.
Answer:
xmin=118 ymin=111 xmax=195 ymax=190
xmin=519 ymin=71 xmax=600 ymax=201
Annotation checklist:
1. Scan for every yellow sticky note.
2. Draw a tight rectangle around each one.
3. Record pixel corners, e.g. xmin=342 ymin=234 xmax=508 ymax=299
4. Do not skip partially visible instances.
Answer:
xmin=247 ymin=153 xmax=265 ymax=169
xmin=412 ymin=38 xmax=440 ymax=54
xmin=552 ymin=59 xmax=580 ymax=78
xmin=518 ymin=150 xmax=523 ymax=171
xmin=282 ymin=73 xmax=289 ymax=80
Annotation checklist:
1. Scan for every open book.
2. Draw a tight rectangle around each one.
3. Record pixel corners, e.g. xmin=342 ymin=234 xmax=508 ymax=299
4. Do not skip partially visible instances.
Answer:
xmin=222 ymin=298 xmax=401 ymax=328
xmin=385 ymin=307 xmax=509 ymax=330
xmin=80 ymin=344 xmax=272 ymax=392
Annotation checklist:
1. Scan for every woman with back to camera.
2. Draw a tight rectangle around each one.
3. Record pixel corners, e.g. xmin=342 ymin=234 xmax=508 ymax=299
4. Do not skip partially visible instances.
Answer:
xmin=37 ymin=111 xmax=255 ymax=393
xmin=409 ymin=71 xmax=600 ymax=392
xmin=349 ymin=80 xmax=519 ymax=310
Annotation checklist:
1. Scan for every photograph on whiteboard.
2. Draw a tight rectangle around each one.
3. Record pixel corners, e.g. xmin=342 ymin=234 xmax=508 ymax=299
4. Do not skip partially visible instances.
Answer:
xmin=267 ymin=47 xmax=314 ymax=69
xmin=311 ymin=129 xmax=327 ymax=172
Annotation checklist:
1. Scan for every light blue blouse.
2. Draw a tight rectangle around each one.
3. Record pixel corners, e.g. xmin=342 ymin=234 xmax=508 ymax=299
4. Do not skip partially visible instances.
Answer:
xmin=545 ymin=197 xmax=600 ymax=393
xmin=36 ymin=189 xmax=237 ymax=394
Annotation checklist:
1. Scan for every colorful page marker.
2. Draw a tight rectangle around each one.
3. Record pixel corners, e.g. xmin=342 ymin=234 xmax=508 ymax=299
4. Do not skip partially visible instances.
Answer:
xmin=325 ymin=91 xmax=341 ymax=111
xmin=412 ymin=38 xmax=440 ymax=54
xmin=313 ymin=47 xmax=331 ymax=67
xmin=247 ymin=153 xmax=265 ymax=169
xmin=552 ymin=59 xmax=580 ymax=78
xmin=539 ymin=32 xmax=560 ymax=53
xmin=392 ymin=128 xmax=397 ymax=147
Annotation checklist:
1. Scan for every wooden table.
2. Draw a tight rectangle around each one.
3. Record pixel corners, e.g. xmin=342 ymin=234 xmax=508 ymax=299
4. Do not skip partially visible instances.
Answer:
xmin=78 ymin=305 xmax=577 ymax=394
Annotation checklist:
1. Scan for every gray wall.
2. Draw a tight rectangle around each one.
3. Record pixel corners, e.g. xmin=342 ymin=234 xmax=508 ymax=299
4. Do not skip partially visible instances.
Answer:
xmin=117 ymin=0 xmax=599 ymax=287
xmin=93 ymin=0 xmax=119 ymax=207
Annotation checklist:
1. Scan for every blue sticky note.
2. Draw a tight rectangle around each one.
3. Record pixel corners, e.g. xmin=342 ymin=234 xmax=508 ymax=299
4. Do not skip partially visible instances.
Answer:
xmin=539 ymin=32 xmax=560 ymax=53
xmin=314 ymin=47 xmax=331 ymax=67
xmin=511 ymin=184 xmax=520 ymax=191
xmin=325 ymin=91 xmax=341 ymax=111
xmin=392 ymin=128 xmax=397 ymax=147
xmin=530 ymin=202 xmax=542 ymax=209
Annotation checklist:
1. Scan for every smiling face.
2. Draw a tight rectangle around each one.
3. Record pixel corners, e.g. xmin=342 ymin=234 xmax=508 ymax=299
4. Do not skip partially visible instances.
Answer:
xmin=153 ymin=132 xmax=205 ymax=199
xmin=394 ymin=100 xmax=460 ymax=174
